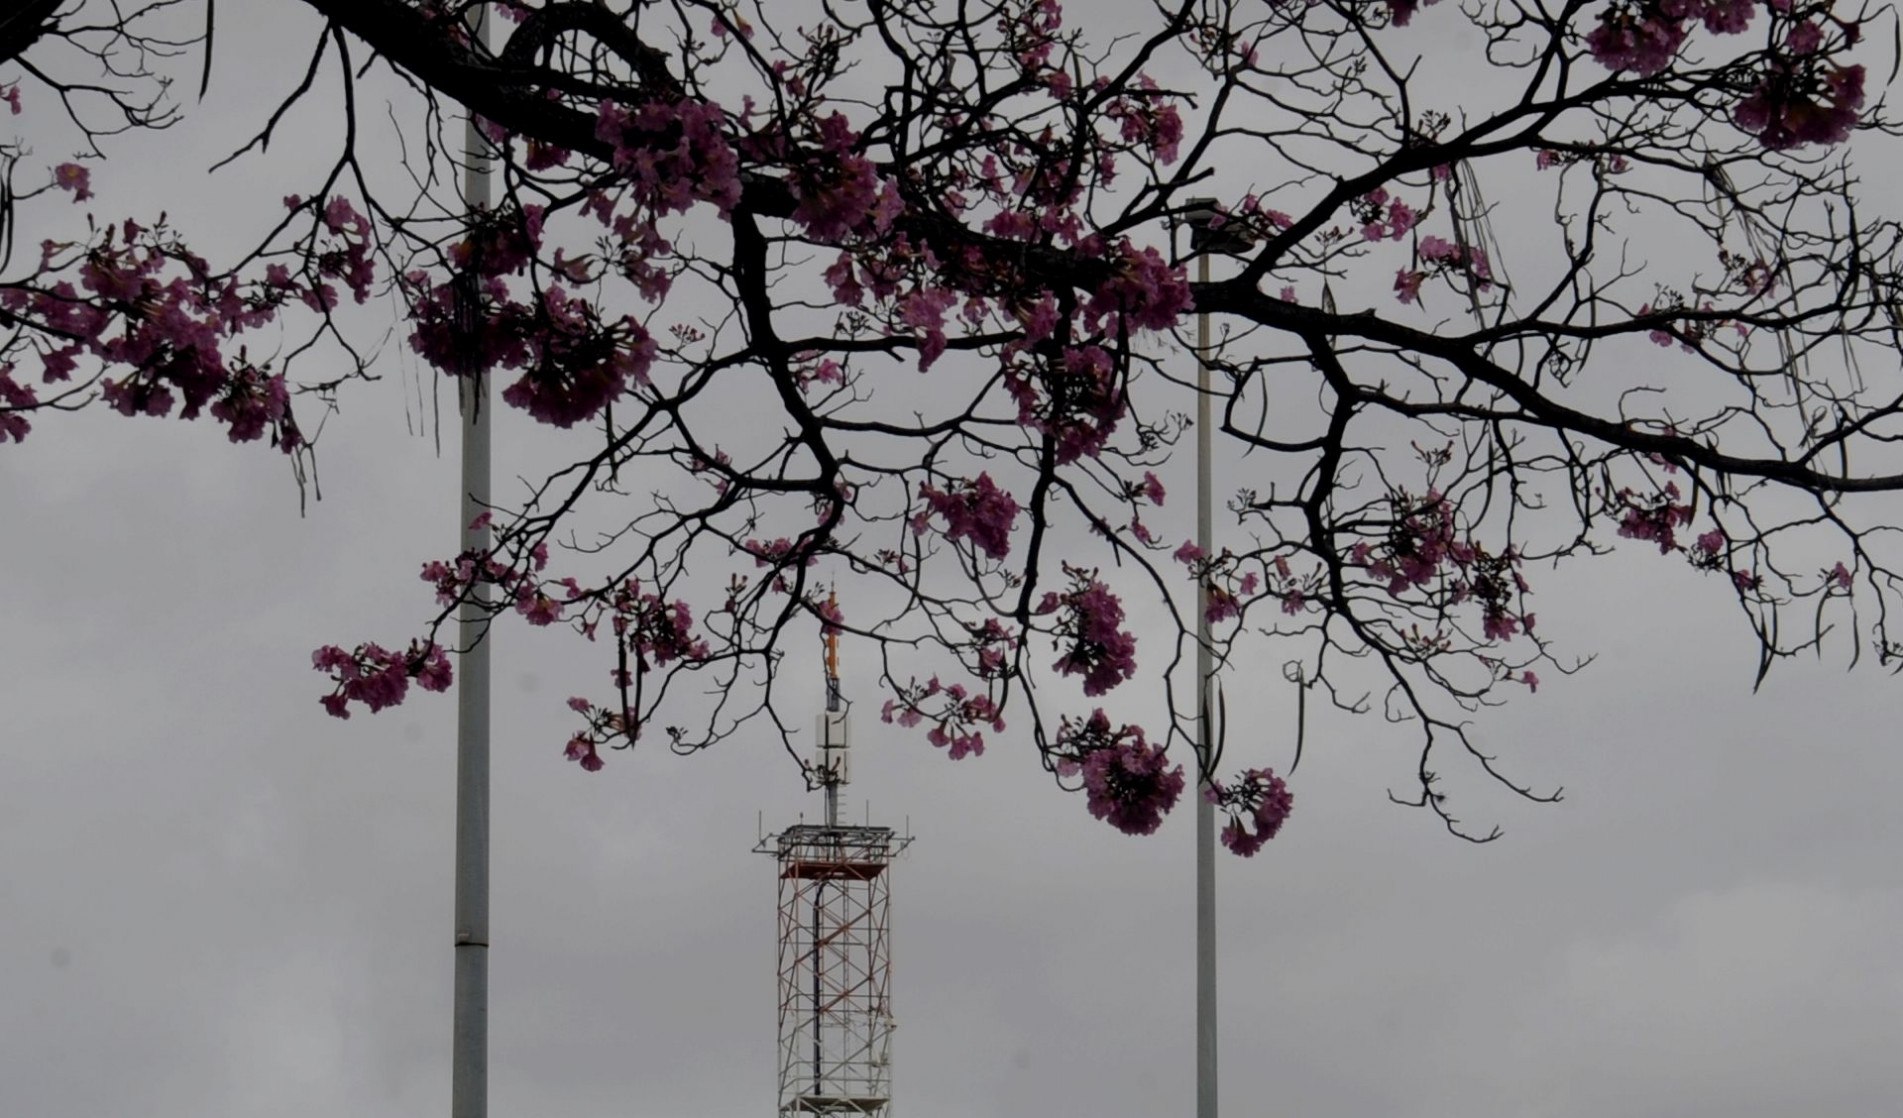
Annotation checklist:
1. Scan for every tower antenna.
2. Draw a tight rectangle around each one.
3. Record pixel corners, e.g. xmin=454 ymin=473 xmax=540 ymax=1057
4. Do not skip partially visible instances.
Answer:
xmin=757 ymin=595 xmax=911 ymax=1118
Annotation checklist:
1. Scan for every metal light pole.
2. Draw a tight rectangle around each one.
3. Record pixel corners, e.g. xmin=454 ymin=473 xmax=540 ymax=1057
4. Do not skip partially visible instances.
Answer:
xmin=1184 ymin=199 xmax=1249 ymax=1118
xmin=452 ymin=7 xmax=493 ymax=1118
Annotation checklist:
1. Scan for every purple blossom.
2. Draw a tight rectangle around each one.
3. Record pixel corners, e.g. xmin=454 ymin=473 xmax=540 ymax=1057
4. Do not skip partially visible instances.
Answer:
xmin=1085 ymin=243 xmax=1191 ymax=335
xmin=914 ymin=473 xmax=1021 ymax=559
xmin=1585 ymin=4 xmax=1688 ymax=77
xmin=1048 ymin=568 xmax=1138 ymax=696
xmin=312 ymin=639 xmax=453 ymax=718
xmin=1735 ymin=63 xmax=1864 ymax=151
xmin=594 ymin=96 xmax=741 ymax=216
xmin=1614 ymin=484 xmax=1694 ymax=553
xmin=1206 ymin=768 xmax=1294 ymax=856
xmin=1004 ymin=344 xmax=1125 ymax=464
xmin=53 ymin=163 xmax=92 ymax=202
xmin=1058 ymin=711 xmax=1185 ymax=835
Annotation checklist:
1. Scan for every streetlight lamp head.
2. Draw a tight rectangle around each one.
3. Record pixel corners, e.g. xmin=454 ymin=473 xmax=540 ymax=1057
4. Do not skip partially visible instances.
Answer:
xmin=1184 ymin=196 xmax=1253 ymax=255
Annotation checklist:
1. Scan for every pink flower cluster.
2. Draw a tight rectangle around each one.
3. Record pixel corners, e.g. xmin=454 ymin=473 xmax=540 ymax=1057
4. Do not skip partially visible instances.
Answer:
xmin=790 ymin=114 xmax=905 ymax=243
xmin=406 ymin=277 xmax=657 ymax=428
xmin=448 ymin=204 xmax=545 ymax=279
xmin=1004 ymin=344 xmax=1126 ymax=464
xmin=0 ymin=365 xmax=38 ymax=443
xmin=501 ymin=288 xmax=658 ymax=427
xmin=1084 ymin=243 xmax=1192 ymax=335
xmin=1054 ymin=709 xmax=1186 ymax=836
xmin=1452 ymin=546 xmax=1534 ymax=643
xmin=1585 ymin=0 xmax=1694 ymax=76
xmin=53 ymin=162 xmax=92 ymax=202
xmin=420 ymin=535 xmax=569 ymax=630
xmin=898 ymin=285 xmax=959 ymax=369
xmin=0 ymin=218 xmax=305 ymax=449
xmin=743 ymin=536 xmax=820 ymax=571
xmin=1040 ymin=566 xmax=1138 ymax=696
xmin=1423 ymin=233 xmax=1491 ymax=282
xmin=1613 ymin=482 xmax=1695 ymax=553
xmin=1351 ymin=489 xmax=1460 ymax=596
xmin=207 ymin=362 xmax=297 ymax=447
xmin=1003 ymin=0 xmax=1067 ymax=92
xmin=1688 ymin=527 xmax=1727 ymax=569
xmin=1385 ymin=0 xmax=1445 ymax=26
xmin=312 ymin=640 xmax=453 ymax=719
xmin=1173 ymin=543 xmax=1266 ymax=623
xmin=561 ymin=695 xmax=634 ymax=772
xmin=1580 ymin=0 xmax=1867 ymax=151
xmin=1103 ymin=76 xmax=1185 ymax=163
xmin=1350 ymin=491 xmax=1533 ymax=639
xmin=881 ymin=675 xmax=1006 ymax=759
xmin=1353 ymin=187 xmax=1417 ymax=242
xmin=1396 ymin=236 xmax=1491 ymax=305
xmin=1735 ymin=61 xmax=1864 ymax=150
xmin=1205 ymin=768 xmax=1294 ymax=856
xmin=610 ymin=579 xmax=711 ymax=670
xmin=966 ymin=617 xmax=1017 ymax=678
xmin=913 ymin=473 xmax=1022 ymax=559
xmin=1266 ymin=553 xmax=1308 ymax=618
xmin=594 ymin=97 xmax=741 ymax=216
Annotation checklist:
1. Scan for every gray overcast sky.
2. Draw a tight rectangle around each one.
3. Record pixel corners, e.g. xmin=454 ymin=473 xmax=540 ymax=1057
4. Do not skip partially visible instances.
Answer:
xmin=5 ymin=4 xmax=1903 ymax=1117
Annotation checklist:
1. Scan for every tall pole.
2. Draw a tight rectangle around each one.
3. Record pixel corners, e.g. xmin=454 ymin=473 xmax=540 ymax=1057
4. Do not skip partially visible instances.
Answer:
xmin=1194 ymin=247 xmax=1218 ymax=1118
xmin=452 ymin=7 xmax=493 ymax=1118
xmin=1185 ymin=198 xmax=1247 ymax=1118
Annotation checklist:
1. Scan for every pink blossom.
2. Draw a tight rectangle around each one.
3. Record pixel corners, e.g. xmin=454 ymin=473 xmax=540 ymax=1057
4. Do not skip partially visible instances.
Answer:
xmin=1614 ymin=484 xmax=1694 ymax=553
xmin=564 ymin=735 xmax=605 ymax=772
xmin=898 ymin=286 xmax=958 ymax=370
xmin=1059 ymin=711 xmax=1185 ymax=836
xmin=1049 ymin=567 xmax=1138 ymax=696
xmin=915 ymin=473 xmax=1021 ymax=559
xmin=1004 ymin=344 xmax=1125 ymax=464
xmin=791 ymin=138 xmax=903 ymax=243
xmin=824 ymin=253 xmax=865 ymax=307
xmin=594 ymin=96 xmax=741 ymax=216
xmin=884 ymin=676 xmax=1003 ymax=759
xmin=1384 ymin=0 xmax=1443 ymax=25
xmin=312 ymin=640 xmax=452 ymax=717
xmin=1085 ymin=243 xmax=1191 ymax=334
xmin=53 ymin=163 xmax=92 ymax=202
xmin=0 ymin=366 xmax=39 ymax=444
xmin=1206 ymin=584 xmax=1240 ymax=624
xmin=1394 ymin=268 xmax=1425 ymax=305
xmin=1734 ymin=63 xmax=1864 ymax=151
xmin=1139 ymin=471 xmax=1166 ymax=505
xmin=207 ymin=366 xmax=291 ymax=444
xmin=1585 ymin=4 xmax=1688 ymax=77
xmin=1829 ymin=561 xmax=1853 ymax=589
xmin=1207 ymin=768 xmax=1293 ymax=856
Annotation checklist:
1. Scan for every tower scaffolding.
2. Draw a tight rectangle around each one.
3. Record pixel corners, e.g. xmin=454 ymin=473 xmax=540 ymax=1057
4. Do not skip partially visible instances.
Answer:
xmin=756 ymin=598 xmax=911 ymax=1117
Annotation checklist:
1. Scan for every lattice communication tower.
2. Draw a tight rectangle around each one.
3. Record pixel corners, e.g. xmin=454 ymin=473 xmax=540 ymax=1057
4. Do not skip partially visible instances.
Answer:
xmin=756 ymin=601 xmax=911 ymax=1117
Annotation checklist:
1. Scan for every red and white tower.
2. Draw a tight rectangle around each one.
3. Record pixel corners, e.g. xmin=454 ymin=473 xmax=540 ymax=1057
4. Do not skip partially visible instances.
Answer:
xmin=757 ymin=600 xmax=910 ymax=1117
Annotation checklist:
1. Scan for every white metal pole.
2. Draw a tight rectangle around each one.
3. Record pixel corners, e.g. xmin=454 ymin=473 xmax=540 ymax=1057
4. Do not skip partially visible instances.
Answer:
xmin=452 ymin=7 xmax=492 ymax=1118
xmin=1194 ymin=249 xmax=1218 ymax=1118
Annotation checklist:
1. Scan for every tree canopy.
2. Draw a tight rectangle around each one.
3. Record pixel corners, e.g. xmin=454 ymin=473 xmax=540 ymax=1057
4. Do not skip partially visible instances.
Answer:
xmin=4 ymin=0 xmax=1901 ymax=842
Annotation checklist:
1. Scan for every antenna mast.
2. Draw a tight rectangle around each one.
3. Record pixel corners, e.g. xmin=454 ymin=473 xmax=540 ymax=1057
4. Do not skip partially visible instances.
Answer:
xmin=757 ymin=599 xmax=911 ymax=1118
